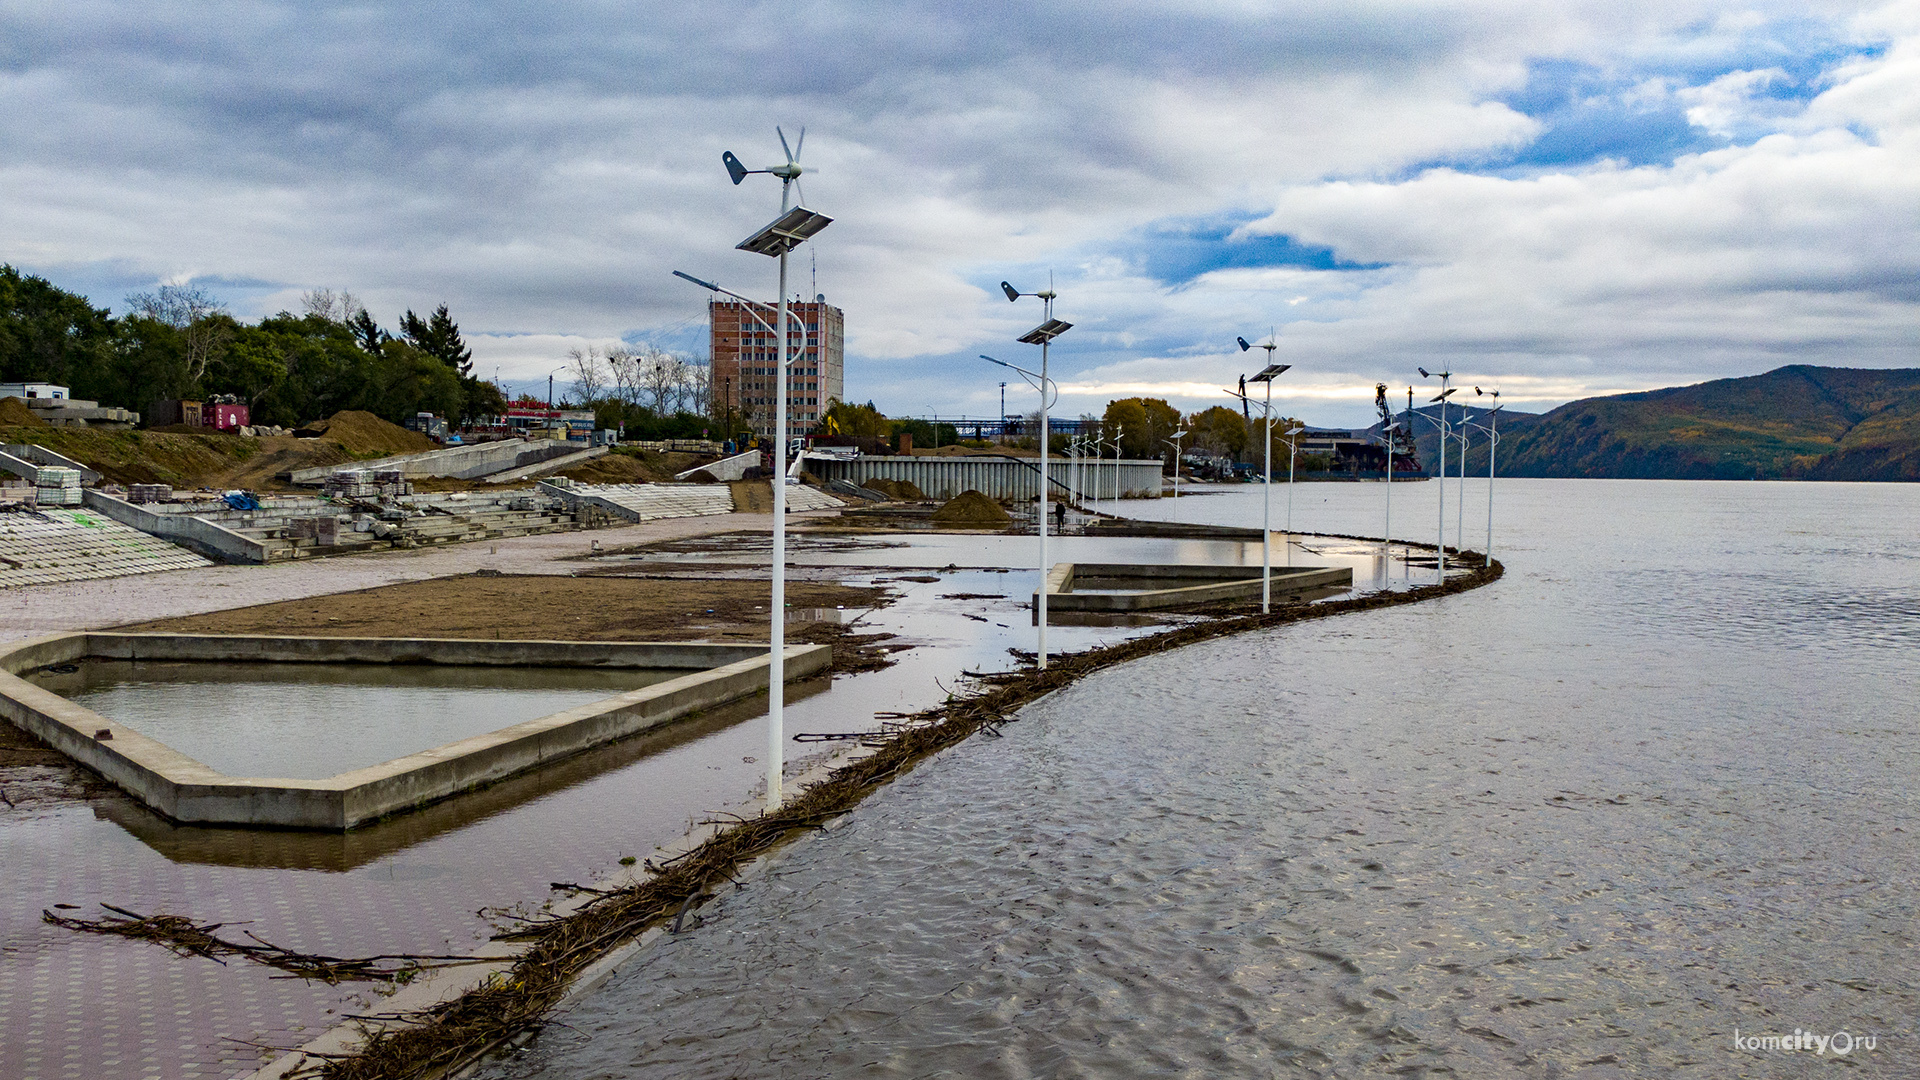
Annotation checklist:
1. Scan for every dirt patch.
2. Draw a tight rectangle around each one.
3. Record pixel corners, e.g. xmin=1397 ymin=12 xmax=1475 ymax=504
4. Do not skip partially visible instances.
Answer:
xmin=0 ymin=425 xmax=386 ymax=490
xmin=123 ymin=573 xmax=889 ymax=647
xmin=0 ymin=397 xmax=48 ymax=426
xmin=729 ymin=479 xmax=771 ymax=513
xmin=930 ymin=489 xmax=1012 ymax=527
xmin=204 ymin=436 xmax=356 ymax=489
xmin=861 ymin=478 xmax=927 ymax=500
xmin=294 ymin=411 xmax=435 ymax=455
xmin=556 ymin=449 xmax=708 ymax=485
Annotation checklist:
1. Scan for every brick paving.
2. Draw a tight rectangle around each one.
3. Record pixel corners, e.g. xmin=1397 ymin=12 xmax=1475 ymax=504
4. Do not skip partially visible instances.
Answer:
xmin=0 ymin=509 xmax=797 ymax=1078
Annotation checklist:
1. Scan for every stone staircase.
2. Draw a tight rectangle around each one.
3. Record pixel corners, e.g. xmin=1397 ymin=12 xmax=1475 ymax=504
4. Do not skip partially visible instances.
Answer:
xmin=0 ymin=506 xmax=211 ymax=588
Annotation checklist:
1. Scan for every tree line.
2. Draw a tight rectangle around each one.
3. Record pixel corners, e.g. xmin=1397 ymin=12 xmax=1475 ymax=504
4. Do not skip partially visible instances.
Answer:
xmin=0 ymin=266 xmax=506 ymax=428
xmin=810 ymin=395 xmax=1314 ymax=468
xmin=561 ymin=344 xmax=714 ymax=441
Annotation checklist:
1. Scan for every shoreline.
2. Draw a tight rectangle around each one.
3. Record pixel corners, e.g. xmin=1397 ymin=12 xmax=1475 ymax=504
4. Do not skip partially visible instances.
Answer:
xmin=286 ymin=541 xmax=1503 ymax=1080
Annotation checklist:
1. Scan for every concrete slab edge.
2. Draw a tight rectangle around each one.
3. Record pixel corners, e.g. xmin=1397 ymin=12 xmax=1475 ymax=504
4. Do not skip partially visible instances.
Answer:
xmin=0 ymin=633 xmax=830 ymax=829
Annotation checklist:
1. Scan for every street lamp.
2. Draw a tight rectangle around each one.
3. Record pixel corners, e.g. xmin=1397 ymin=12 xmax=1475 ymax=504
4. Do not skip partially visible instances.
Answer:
xmin=1416 ymin=367 xmax=1455 ymax=581
xmin=1229 ymin=335 xmax=1292 ymax=613
xmin=1281 ymin=420 xmax=1305 ymax=567
xmin=982 ymin=347 xmax=1064 ymax=669
xmin=1163 ymin=424 xmax=1189 ymax=499
xmin=1469 ymin=387 xmax=1502 ymax=563
xmin=702 ymin=127 xmax=832 ymax=812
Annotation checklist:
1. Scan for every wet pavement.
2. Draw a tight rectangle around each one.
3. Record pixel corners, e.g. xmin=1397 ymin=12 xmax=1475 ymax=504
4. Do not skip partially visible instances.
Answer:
xmin=475 ymin=479 xmax=1920 ymax=1080
xmin=0 ymin=517 xmax=1403 ymax=1079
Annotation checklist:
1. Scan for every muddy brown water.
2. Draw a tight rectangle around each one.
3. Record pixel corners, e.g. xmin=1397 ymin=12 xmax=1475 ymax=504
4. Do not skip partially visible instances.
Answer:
xmin=475 ymin=479 xmax=1920 ymax=1080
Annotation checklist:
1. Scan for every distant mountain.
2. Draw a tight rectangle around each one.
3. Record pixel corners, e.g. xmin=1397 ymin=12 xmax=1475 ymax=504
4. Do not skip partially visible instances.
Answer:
xmin=1390 ymin=366 xmax=1920 ymax=482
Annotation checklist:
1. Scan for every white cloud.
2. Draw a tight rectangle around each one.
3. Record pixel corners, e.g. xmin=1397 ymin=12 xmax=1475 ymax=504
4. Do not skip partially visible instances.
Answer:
xmin=0 ymin=0 xmax=1913 ymax=428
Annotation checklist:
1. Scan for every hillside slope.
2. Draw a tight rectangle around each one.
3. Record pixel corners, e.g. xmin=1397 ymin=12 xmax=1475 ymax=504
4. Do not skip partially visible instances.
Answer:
xmin=1442 ymin=366 xmax=1920 ymax=481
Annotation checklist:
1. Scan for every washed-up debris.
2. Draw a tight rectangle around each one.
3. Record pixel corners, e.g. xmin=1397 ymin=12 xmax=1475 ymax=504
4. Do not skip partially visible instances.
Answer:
xmin=43 ymin=904 xmax=480 ymax=985
xmin=313 ymin=543 xmax=1503 ymax=1080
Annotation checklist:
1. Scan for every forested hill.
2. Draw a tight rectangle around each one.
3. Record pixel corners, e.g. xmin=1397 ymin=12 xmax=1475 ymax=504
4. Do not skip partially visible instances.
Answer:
xmin=1422 ymin=366 xmax=1920 ymax=482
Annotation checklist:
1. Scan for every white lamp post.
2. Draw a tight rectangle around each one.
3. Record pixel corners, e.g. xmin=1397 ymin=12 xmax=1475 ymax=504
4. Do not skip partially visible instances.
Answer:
xmin=1468 ymin=387 xmax=1502 ymax=563
xmin=1417 ymin=367 xmax=1455 ymax=581
xmin=1163 ymin=425 xmax=1189 ymax=499
xmin=983 ymin=336 xmax=1067 ymax=670
xmin=1230 ymin=336 xmax=1291 ymax=613
xmin=699 ymin=128 xmax=831 ymax=812
xmin=1282 ymin=420 xmax=1304 ymax=567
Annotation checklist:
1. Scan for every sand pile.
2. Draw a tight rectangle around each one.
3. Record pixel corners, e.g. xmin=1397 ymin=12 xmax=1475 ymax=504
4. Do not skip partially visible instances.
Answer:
xmin=0 ymin=397 xmax=47 ymax=427
xmin=863 ymin=477 xmax=927 ymax=500
xmin=294 ymin=410 xmax=434 ymax=454
xmin=930 ymin=489 xmax=1012 ymax=527
xmin=0 ymin=396 xmax=48 ymax=426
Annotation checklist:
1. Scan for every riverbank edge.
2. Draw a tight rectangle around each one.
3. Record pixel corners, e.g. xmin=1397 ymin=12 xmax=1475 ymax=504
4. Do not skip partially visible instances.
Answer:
xmin=303 ymin=543 xmax=1506 ymax=1080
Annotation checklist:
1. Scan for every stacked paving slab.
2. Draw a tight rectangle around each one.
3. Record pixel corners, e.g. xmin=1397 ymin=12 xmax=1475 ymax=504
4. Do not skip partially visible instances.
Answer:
xmin=0 ymin=507 xmax=211 ymax=588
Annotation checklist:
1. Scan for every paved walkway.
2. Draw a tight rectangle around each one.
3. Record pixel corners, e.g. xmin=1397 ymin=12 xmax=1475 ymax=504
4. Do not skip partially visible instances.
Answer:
xmin=0 ymin=512 xmax=777 ymax=644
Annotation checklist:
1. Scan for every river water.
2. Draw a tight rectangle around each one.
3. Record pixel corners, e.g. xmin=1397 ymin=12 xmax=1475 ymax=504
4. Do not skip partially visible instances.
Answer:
xmin=479 ymin=479 xmax=1920 ymax=1079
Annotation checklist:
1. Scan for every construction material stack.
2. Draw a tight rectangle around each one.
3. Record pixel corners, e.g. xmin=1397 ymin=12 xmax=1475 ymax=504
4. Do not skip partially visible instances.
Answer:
xmin=322 ymin=469 xmax=380 ymax=499
xmin=128 ymin=483 xmax=173 ymax=504
xmin=374 ymin=469 xmax=412 ymax=497
xmin=36 ymin=467 xmax=82 ymax=506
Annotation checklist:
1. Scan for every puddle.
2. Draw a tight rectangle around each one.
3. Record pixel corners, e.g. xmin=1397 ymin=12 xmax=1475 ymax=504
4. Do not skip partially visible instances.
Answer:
xmin=30 ymin=661 xmax=678 ymax=780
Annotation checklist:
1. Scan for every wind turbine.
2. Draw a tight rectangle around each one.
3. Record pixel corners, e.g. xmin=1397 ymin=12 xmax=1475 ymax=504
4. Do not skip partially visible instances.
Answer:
xmin=711 ymin=127 xmax=832 ymax=812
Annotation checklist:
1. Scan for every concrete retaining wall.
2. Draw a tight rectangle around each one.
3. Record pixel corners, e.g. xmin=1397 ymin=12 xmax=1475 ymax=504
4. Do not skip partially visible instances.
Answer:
xmin=81 ymin=490 xmax=270 ymax=564
xmin=676 ymin=450 xmax=758 ymax=482
xmin=1039 ymin=562 xmax=1354 ymax=612
xmin=2 ymin=443 xmax=103 ymax=483
xmin=286 ymin=438 xmax=592 ymax=485
xmin=805 ymin=454 xmax=1164 ymax=501
xmin=0 ymin=633 xmax=829 ymax=829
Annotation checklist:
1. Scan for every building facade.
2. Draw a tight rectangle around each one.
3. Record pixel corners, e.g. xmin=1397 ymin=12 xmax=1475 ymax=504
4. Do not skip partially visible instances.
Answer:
xmin=708 ymin=296 xmax=844 ymax=440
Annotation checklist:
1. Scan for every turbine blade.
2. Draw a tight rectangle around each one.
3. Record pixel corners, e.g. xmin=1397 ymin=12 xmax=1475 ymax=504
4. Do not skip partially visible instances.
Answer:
xmin=778 ymin=126 xmax=794 ymax=164
xmin=794 ymin=126 xmax=805 ymax=161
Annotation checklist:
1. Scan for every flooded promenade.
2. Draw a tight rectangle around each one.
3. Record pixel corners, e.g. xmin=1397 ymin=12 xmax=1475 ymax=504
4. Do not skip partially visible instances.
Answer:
xmin=478 ymin=480 xmax=1920 ymax=1079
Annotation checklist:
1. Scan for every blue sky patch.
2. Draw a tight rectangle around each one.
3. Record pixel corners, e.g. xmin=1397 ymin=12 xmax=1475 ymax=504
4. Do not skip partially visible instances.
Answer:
xmin=1123 ymin=215 xmax=1388 ymax=286
xmin=1427 ymin=25 xmax=1887 ymax=175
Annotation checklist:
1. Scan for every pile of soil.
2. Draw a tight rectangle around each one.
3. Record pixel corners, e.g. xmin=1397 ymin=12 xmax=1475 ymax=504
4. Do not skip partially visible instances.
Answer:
xmin=556 ymin=449 xmax=704 ymax=485
xmin=730 ymin=479 xmax=773 ymax=513
xmin=293 ymin=411 xmax=434 ymax=455
xmin=930 ymin=489 xmax=1013 ymax=527
xmin=0 ymin=396 xmax=48 ymax=426
xmin=863 ymin=477 xmax=927 ymax=500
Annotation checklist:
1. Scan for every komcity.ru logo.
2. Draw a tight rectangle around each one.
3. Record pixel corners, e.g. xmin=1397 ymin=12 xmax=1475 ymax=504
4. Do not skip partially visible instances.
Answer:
xmin=1733 ymin=1028 xmax=1877 ymax=1056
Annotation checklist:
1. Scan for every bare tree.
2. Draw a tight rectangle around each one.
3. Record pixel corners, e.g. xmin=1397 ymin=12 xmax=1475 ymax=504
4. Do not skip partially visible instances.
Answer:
xmin=638 ymin=347 xmax=685 ymax=414
xmin=298 ymin=288 xmax=365 ymax=323
xmin=566 ymin=346 xmax=609 ymax=406
xmin=605 ymin=347 xmax=641 ymax=409
xmin=679 ymin=356 xmax=710 ymax=416
xmin=124 ymin=283 xmax=231 ymax=382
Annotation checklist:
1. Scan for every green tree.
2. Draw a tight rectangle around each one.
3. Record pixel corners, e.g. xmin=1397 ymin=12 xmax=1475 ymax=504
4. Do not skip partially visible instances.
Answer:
xmin=347 ymin=309 xmax=387 ymax=355
xmin=1099 ymin=397 xmax=1182 ymax=458
xmin=1187 ymin=405 xmax=1248 ymax=460
xmin=400 ymin=304 xmax=473 ymax=377
xmin=0 ymin=265 xmax=116 ymax=393
xmin=367 ymin=339 xmax=463 ymax=421
xmin=815 ymin=399 xmax=892 ymax=441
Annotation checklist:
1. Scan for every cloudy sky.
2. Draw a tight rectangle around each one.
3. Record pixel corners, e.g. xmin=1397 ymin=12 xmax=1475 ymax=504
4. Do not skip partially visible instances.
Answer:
xmin=4 ymin=0 xmax=1915 ymax=426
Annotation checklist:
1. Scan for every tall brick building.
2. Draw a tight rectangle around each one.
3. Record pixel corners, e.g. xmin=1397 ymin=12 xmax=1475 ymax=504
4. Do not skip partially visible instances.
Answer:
xmin=709 ymin=296 xmax=844 ymax=439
